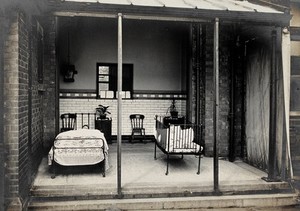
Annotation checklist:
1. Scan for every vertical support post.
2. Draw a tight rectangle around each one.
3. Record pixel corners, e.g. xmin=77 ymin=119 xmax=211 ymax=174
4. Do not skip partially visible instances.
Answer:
xmin=196 ymin=24 xmax=201 ymax=127
xmin=269 ymin=30 xmax=278 ymax=180
xmin=55 ymin=16 xmax=60 ymax=135
xmin=0 ymin=11 xmax=6 ymax=211
xmin=213 ymin=18 xmax=220 ymax=193
xmin=281 ymin=27 xmax=292 ymax=180
xmin=117 ymin=13 xmax=123 ymax=198
xmin=263 ymin=30 xmax=279 ymax=182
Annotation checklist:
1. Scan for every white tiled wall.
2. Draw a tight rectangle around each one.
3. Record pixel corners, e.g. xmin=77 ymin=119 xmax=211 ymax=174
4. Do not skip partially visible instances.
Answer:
xmin=60 ymin=99 xmax=186 ymax=135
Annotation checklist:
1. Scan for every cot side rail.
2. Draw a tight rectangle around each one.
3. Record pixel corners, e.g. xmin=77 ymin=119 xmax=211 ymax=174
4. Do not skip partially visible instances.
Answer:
xmin=154 ymin=115 xmax=202 ymax=175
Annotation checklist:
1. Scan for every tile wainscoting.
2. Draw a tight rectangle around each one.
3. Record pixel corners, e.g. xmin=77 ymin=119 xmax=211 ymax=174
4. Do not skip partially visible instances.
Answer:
xmin=60 ymin=97 xmax=186 ymax=136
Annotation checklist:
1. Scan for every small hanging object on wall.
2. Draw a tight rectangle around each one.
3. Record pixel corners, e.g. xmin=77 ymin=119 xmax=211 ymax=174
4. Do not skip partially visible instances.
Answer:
xmin=63 ymin=64 xmax=77 ymax=82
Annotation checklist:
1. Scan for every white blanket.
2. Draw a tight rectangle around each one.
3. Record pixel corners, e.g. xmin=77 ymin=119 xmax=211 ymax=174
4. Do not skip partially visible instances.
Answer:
xmin=48 ymin=129 xmax=109 ymax=167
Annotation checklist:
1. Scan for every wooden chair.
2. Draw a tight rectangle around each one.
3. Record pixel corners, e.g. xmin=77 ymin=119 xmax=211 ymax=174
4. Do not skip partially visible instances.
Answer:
xmin=129 ymin=114 xmax=145 ymax=143
xmin=60 ymin=113 xmax=77 ymax=132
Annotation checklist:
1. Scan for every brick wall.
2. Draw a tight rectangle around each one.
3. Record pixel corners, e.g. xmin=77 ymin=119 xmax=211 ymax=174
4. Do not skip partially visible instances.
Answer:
xmin=18 ymin=11 xmax=30 ymax=202
xmin=203 ymin=25 xmax=231 ymax=157
xmin=60 ymin=99 xmax=186 ymax=137
xmin=4 ymin=12 xmax=20 ymax=207
xmin=233 ymin=42 xmax=244 ymax=159
xmin=3 ymin=9 xmax=47 ymax=209
xmin=30 ymin=19 xmax=44 ymax=177
xmin=42 ymin=16 xmax=57 ymax=149
xmin=0 ymin=9 xmax=7 ymax=211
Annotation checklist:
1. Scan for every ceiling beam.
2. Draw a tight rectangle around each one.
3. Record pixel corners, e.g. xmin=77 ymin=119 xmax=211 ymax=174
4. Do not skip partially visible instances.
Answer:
xmin=51 ymin=2 xmax=291 ymax=27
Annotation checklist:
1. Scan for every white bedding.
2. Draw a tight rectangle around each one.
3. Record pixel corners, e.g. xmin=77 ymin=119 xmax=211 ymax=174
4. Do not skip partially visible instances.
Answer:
xmin=48 ymin=129 xmax=109 ymax=167
xmin=156 ymin=125 xmax=201 ymax=153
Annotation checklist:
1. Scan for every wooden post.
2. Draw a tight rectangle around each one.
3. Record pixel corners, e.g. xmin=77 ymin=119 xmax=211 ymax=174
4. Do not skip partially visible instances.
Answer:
xmin=117 ymin=13 xmax=123 ymax=198
xmin=213 ymin=18 xmax=220 ymax=194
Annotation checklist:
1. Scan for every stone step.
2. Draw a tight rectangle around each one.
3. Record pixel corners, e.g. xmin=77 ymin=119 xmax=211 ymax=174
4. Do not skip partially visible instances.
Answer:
xmin=30 ymin=181 xmax=293 ymax=201
xmin=27 ymin=193 xmax=299 ymax=210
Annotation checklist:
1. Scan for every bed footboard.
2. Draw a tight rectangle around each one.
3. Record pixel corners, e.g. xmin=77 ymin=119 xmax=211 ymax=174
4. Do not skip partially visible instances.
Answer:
xmin=154 ymin=115 xmax=203 ymax=175
xmin=50 ymin=145 xmax=107 ymax=179
xmin=49 ymin=129 xmax=109 ymax=178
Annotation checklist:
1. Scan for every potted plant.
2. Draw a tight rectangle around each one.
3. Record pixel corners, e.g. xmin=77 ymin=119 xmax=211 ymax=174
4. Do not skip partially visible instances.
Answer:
xmin=169 ymin=99 xmax=178 ymax=118
xmin=96 ymin=104 xmax=111 ymax=120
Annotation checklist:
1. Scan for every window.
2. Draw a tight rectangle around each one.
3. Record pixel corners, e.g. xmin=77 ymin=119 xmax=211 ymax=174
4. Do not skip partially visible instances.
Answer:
xmin=96 ymin=63 xmax=133 ymax=98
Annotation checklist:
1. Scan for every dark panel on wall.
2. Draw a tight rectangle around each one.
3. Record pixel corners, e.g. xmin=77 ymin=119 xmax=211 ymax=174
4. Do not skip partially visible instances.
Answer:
xmin=291 ymin=78 xmax=300 ymax=111
xmin=292 ymin=56 xmax=300 ymax=75
xmin=96 ymin=63 xmax=133 ymax=98
xmin=291 ymin=56 xmax=300 ymax=112
xmin=291 ymin=27 xmax=300 ymax=41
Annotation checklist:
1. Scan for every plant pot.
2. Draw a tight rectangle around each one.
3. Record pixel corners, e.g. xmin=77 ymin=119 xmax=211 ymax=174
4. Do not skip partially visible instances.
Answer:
xmin=99 ymin=114 xmax=107 ymax=120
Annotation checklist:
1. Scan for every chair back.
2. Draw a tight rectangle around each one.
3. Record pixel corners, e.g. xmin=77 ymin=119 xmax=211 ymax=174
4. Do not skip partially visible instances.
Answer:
xmin=61 ymin=113 xmax=77 ymax=132
xmin=130 ymin=114 xmax=145 ymax=129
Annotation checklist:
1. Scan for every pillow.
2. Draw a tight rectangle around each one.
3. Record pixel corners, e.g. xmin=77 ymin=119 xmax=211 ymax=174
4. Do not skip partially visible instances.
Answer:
xmin=56 ymin=129 xmax=104 ymax=140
